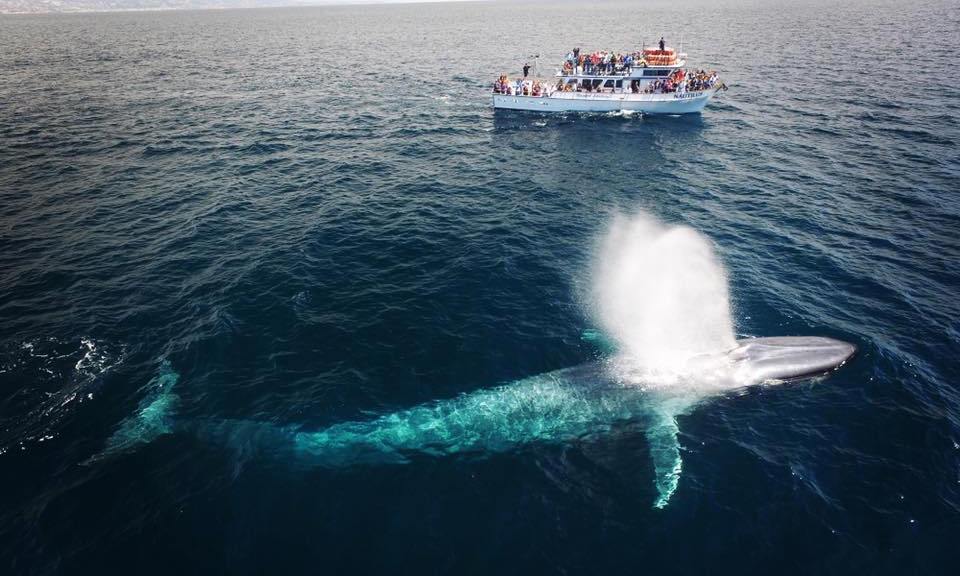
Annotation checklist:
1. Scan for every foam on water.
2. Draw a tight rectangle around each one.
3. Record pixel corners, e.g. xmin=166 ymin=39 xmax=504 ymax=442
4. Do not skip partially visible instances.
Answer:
xmin=0 ymin=337 xmax=122 ymax=454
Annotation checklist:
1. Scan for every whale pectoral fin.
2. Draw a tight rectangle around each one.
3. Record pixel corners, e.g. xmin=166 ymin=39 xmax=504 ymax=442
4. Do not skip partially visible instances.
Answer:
xmin=99 ymin=359 xmax=180 ymax=457
xmin=645 ymin=410 xmax=682 ymax=509
xmin=107 ymin=390 xmax=178 ymax=453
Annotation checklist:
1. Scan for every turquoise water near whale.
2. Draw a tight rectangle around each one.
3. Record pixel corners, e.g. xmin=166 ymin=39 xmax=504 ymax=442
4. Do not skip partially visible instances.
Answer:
xmin=2 ymin=0 xmax=960 ymax=573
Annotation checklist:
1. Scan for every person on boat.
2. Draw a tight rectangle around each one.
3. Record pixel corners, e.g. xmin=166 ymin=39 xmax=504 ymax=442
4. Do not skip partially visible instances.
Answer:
xmin=573 ymin=47 xmax=580 ymax=60
xmin=523 ymin=63 xmax=531 ymax=78
xmin=659 ymin=37 xmax=665 ymax=51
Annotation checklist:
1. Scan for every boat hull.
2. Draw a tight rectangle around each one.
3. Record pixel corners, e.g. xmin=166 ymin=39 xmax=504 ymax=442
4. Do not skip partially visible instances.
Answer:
xmin=492 ymin=88 xmax=718 ymax=114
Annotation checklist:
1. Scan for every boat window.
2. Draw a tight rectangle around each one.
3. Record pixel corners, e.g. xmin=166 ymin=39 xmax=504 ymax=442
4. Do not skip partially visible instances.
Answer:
xmin=603 ymin=80 xmax=614 ymax=88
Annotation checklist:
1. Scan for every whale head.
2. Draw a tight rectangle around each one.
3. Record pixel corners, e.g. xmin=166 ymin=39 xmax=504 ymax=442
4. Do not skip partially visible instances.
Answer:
xmin=728 ymin=336 xmax=857 ymax=384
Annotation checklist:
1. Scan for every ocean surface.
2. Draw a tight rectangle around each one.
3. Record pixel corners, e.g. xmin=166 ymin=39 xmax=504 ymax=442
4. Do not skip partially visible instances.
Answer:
xmin=2 ymin=0 xmax=960 ymax=573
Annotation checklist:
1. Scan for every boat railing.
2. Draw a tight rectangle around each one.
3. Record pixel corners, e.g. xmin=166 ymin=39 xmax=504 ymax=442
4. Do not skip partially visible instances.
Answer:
xmin=557 ymin=61 xmax=686 ymax=77
xmin=557 ymin=69 xmax=635 ymax=78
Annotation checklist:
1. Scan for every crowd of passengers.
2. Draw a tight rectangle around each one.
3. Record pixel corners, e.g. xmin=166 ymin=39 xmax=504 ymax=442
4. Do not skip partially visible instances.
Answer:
xmin=683 ymin=70 xmax=721 ymax=92
xmin=562 ymin=48 xmax=646 ymax=76
xmin=492 ymin=75 xmax=552 ymax=97
xmin=492 ymin=69 xmax=720 ymax=96
xmin=560 ymin=40 xmax=673 ymax=76
xmin=640 ymin=69 xmax=721 ymax=94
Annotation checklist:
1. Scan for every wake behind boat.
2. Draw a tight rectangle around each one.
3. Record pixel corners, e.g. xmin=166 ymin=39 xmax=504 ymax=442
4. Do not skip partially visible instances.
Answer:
xmin=492 ymin=39 xmax=726 ymax=114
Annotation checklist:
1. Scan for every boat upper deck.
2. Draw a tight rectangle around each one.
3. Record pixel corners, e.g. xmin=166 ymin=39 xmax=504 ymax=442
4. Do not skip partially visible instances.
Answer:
xmin=558 ymin=46 xmax=685 ymax=79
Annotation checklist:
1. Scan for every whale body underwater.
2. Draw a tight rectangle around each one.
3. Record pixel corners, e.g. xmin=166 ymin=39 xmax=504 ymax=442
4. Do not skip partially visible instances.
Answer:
xmin=102 ymin=335 xmax=855 ymax=509
xmin=100 ymin=214 xmax=857 ymax=507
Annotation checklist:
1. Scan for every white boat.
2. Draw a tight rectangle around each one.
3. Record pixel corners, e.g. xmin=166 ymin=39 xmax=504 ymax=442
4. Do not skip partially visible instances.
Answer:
xmin=492 ymin=46 xmax=725 ymax=115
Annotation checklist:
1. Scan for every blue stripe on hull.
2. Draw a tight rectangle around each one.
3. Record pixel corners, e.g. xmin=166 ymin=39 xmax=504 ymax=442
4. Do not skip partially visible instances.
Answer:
xmin=491 ymin=90 xmax=716 ymax=114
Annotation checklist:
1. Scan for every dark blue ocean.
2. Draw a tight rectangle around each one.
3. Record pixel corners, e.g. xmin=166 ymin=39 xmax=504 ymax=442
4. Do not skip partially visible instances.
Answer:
xmin=2 ymin=0 xmax=960 ymax=573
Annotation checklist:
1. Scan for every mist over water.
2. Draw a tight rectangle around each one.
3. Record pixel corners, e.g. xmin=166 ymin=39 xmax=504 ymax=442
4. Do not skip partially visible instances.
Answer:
xmin=593 ymin=213 xmax=738 ymax=384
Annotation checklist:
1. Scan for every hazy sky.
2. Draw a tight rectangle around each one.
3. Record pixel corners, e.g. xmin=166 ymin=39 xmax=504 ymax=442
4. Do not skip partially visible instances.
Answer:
xmin=0 ymin=0 xmax=481 ymax=13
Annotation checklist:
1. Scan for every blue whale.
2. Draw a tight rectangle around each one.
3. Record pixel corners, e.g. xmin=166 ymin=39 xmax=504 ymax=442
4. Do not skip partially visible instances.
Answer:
xmin=101 ymin=336 xmax=854 ymax=508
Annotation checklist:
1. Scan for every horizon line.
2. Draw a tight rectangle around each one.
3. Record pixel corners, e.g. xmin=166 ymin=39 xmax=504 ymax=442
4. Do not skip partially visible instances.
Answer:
xmin=0 ymin=0 xmax=489 ymax=16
